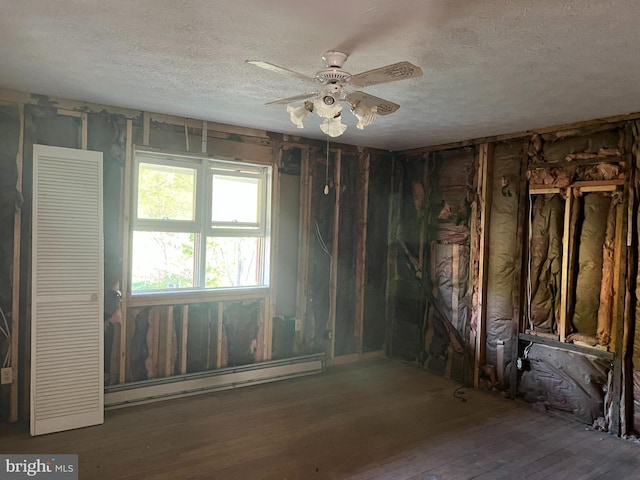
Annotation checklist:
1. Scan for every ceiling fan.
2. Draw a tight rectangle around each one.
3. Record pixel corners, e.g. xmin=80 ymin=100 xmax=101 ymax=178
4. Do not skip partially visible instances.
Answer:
xmin=246 ymin=51 xmax=423 ymax=137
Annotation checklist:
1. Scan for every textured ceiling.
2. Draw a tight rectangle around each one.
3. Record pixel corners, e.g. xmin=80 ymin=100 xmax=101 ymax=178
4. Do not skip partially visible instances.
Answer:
xmin=1 ymin=0 xmax=640 ymax=151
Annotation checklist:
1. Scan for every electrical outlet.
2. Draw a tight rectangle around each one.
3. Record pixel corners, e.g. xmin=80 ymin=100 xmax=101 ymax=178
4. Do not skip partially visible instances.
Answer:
xmin=1 ymin=367 xmax=12 ymax=385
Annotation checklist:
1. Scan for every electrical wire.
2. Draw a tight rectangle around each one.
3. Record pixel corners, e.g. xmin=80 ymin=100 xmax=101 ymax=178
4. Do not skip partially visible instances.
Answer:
xmin=324 ymin=135 xmax=330 ymax=195
xmin=453 ymin=386 xmax=467 ymax=403
xmin=526 ymin=192 xmax=534 ymax=330
xmin=0 ymin=307 xmax=11 ymax=368
xmin=315 ymin=220 xmax=332 ymax=258
xmin=0 ymin=307 xmax=9 ymax=339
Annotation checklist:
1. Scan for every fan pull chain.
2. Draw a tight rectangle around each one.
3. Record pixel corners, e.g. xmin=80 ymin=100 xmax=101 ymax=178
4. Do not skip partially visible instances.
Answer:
xmin=324 ymin=135 xmax=330 ymax=195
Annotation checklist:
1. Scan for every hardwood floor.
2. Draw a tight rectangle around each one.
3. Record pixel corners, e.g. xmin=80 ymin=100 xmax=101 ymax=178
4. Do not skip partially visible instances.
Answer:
xmin=1 ymin=358 xmax=639 ymax=479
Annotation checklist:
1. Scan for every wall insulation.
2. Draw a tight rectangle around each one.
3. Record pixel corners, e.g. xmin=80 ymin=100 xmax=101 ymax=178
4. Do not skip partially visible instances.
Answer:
xmin=520 ymin=127 xmax=624 ymax=426
xmin=423 ymin=149 xmax=473 ymax=381
xmin=484 ymin=141 xmax=523 ymax=388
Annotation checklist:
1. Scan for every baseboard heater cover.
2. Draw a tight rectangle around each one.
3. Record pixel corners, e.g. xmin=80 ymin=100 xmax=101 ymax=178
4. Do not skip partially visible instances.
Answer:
xmin=105 ymin=353 xmax=326 ymax=409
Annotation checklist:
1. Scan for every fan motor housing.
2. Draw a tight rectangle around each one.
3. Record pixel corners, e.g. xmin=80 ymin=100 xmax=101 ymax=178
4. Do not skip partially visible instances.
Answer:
xmin=316 ymin=68 xmax=350 ymax=85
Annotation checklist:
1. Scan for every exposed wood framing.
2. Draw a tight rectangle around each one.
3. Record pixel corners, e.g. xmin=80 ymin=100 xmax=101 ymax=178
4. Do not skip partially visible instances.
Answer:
xmin=148 ymin=112 xmax=269 ymax=140
xmin=451 ymin=244 xmax=460 ymax=332
xmin=265 ymin=142 xmax=283 ymax=362
xmin=143 ymin=112 xmax=150 ymax=146
xmin=216 ymin=303 xmax=224 ymax=369
xmin=180 ymin=305 xmax=189 ymax=375
xmin=473 ymin=143 xmax=493 ymax=387
xmin=385 ymin=156 xmax=401 ymax=357
xmin=621 ymin=123 xmax=638 ymax=435
xmin=328 ymin=149 xmax=341 ymax=364
xmin=294 ymin=147 xmax=312 ymax=354
xmin=509 ymin=141 xmax=530 ymax=398
xmin=565 ymin=192 xmax=581 ymax=340
xmin=164 ymin=307 xmax=175 ymax=377
xmin=147 ymin=308 xmax=160 ymax=379
xmin=403 ymin=112 xmax=640 ymax=155
xmin=610 ymin=164 xmax=629 ymax=436
xmin=9 ymin=103 xmax=24 ymax=423
xmin=207 ymin=306 xmax=215 ymax=369
xmin=55 ymin=108 xmax=87 ymax=150
xmin=262 ymin=299 xmax=272 ymax=362
xmin=331 ymin=350 xmax=384 ymax=366
xmin=81 ymin=112 xmax=88 ymax=150
xmin=2 ymin=88 xmax=139 ymax=118
xmin=354 ymin=150 xmax=370 ymax=354
xmin=201 ymin=121 xmax=208 ymax=153
xmin=184 ymin=118 xmax=190 ymax=151
xmin=127 ymin=287 xmax=269 ymax=308
xmin=558 ymin=188 xmax=573 ymax=343
xmin=467 ymin=151 xmax=480 ymax=385
xmin=119 ymin=118 xmax=133 ymax=384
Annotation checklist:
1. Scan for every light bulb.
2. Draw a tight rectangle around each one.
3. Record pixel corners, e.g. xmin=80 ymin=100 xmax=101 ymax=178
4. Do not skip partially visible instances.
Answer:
xmin=314 ymin=95 xmax=342 ymax=119
xmin=320 ymin=116 xmax=347 ymax=137
xmin=286 ymin=101 xmax=314 ymax=129
xmin=351 ymin=102 xmax=377 ymax=130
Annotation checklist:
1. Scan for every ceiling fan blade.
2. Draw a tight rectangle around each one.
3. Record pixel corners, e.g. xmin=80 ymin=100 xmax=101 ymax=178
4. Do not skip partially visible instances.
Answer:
xmin=346 ymin=91 xmax=399 ymax=116
xmin=265 ymin=92 xmax=318 ymax=106
xmin=246 ymin=60 xmax=316 ymax=83
xmin=348 ymin=61 xmax=423 ymax=88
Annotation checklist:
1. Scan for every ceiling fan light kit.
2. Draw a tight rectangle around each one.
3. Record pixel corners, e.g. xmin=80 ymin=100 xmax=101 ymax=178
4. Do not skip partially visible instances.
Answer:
xmin=247 ymin=51 xmax=423 ymax=138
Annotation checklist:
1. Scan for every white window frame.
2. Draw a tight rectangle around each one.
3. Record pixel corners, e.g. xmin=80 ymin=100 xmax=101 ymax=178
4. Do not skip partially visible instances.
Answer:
xmin=132 ymin=150 xmax=272 ymax=294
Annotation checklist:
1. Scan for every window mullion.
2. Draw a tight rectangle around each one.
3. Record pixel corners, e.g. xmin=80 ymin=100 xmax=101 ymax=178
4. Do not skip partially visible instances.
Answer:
xmin=196 ymin=162 xmax=210 ymax=288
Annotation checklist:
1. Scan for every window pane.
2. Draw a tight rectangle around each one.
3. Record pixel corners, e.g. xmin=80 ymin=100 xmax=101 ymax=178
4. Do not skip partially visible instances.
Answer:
xmin=206 ymin=237 xmax=260 ymax=288
xmin=211 ymin=175 xmax=259 ymax=223
xmin=137 ymin=163 xmax=196 ymax=221
xmin=132 ymin=231 xmax=195 ymax=290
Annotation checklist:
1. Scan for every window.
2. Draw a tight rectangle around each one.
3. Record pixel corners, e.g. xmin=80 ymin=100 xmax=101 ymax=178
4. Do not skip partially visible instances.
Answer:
xmin=132 ymin=151 xmax=271 ymax=293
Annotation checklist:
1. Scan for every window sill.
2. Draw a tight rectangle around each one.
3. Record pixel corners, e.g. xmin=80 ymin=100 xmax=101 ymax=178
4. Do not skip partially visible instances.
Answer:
xmin=519 ymin=332 xmax=614 ymax=360
xmin=127 ymin=287 xmax=270 ymax=308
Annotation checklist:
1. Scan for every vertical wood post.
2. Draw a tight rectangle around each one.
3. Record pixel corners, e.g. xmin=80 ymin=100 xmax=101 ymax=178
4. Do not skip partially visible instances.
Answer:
xmin=9 ymin=103 xmax=24 ymax=423
xmin=327 ymin=149 xmax=341 ymax=364
xmin=180 ymin=305 xmax=189 ymax=375
xmin=621 ymin=123 xmax=639 ymax=435
xmin=142 ymin=112 xmax=150 ymax=146
xmin=559 ymin=188 xmax=573 ymax=343
xmin=474 ymin=143 xmax=493 ymax=387
xmin=81 ymin=112 xmax=88 ymax=150
xmin=509 ymin=141 xmax=530 ymax=397
xmin=611 ymin=134 xmax=631 ymax=435
xmin=354 ymin=150 xmax=370 ymax=354
xmin=216 ymin=302 xmax=224 ymax=369
xmin=119 ymin=118 xmax=133 ymax=384
xmin=295 ymin=146 xmax=312 ymax=353
xmin=385 ymin=156 xmax=401 ymax=358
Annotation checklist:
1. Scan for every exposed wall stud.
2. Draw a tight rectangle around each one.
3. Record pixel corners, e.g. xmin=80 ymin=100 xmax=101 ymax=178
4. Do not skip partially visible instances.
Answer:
xmin=119 ymin=118 xmax=133 ymax=384
xmin=9 ymin=102 xmax=24 ymax=423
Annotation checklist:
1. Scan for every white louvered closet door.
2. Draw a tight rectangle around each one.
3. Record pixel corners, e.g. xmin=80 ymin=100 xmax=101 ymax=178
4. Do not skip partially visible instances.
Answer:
xmin=31 ymin=145 xmax=104 ymax=436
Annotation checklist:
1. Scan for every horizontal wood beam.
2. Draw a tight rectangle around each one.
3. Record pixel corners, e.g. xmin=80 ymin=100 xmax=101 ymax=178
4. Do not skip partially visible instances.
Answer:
xmin=127 ymin=290 xmax=270 ymax=308
xmin=401 ymin=113 xmax=640 ymax=155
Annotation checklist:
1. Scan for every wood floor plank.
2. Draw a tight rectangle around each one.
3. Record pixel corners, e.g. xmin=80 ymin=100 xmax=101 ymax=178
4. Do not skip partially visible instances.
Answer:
xmin=1 ymin=359 xmax=639 ymax=479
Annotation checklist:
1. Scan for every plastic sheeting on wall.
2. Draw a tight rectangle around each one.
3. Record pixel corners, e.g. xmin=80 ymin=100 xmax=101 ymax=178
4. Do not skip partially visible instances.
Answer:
xmin=519 ymin=344 xmax=610 ymax=425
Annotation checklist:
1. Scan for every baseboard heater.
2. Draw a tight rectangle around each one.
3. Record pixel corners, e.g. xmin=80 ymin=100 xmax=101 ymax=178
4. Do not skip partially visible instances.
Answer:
xmin=105 ymin=353 xmax=326 ymax=409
